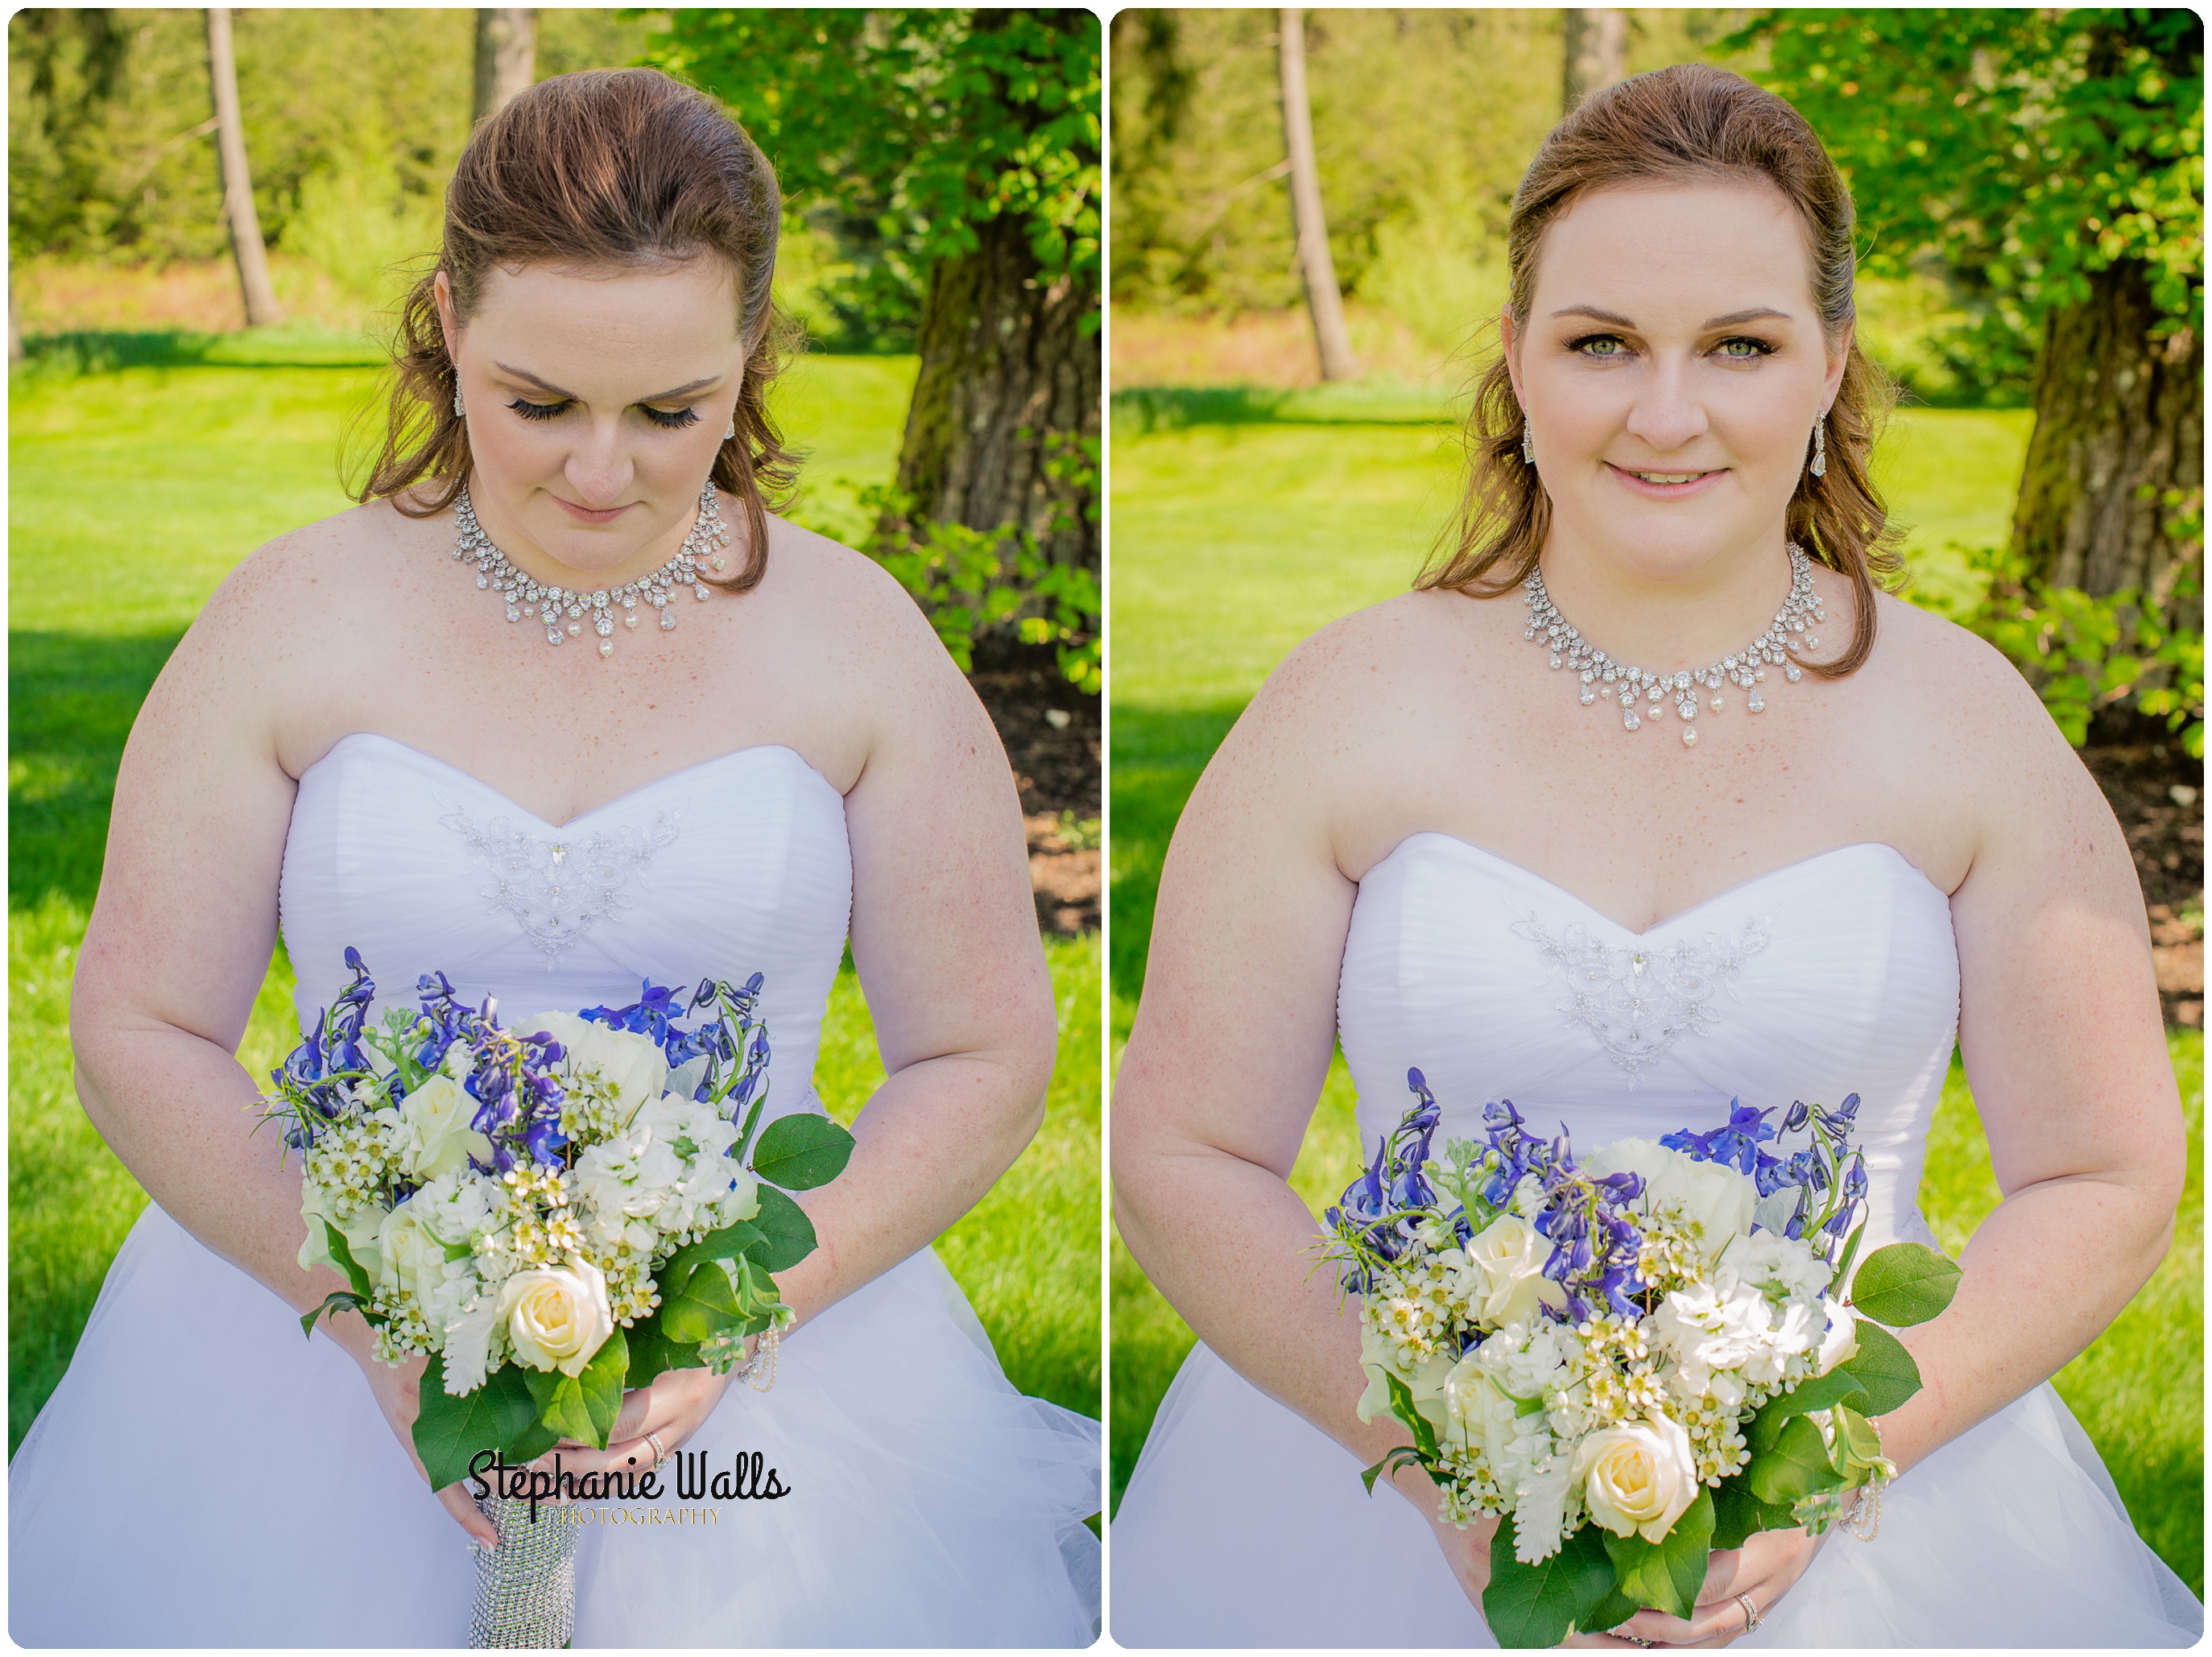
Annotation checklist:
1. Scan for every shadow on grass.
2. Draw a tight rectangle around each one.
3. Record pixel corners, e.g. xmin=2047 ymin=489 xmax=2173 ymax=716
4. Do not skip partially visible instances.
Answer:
xmin=10 ymin=630 xmax=184 ymax=914
xmin=1110 ymin=382 xmax=1460 ymax=437
xmin=1109 ymin=700 xmax=1250 ymax=1004
xmin=16 ymin=328 xmax=387 ymax=378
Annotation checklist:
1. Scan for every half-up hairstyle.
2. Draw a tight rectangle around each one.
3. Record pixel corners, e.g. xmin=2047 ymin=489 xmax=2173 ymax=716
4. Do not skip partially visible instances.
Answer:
xmin=1420 ymin=63 xmax=1903 ymax=679
xmin=354 ymin=67 xmax=796 ymax=593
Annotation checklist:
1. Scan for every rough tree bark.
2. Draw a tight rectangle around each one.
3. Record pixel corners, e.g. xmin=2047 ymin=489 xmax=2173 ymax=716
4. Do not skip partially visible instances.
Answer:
xmin=893 ymin=210 xmax=1101 ymax=575
xmin=1561 ymin=8 xmax=1627 ymax=115
xmin=2011 ymin=257 xmax=2204 ymax=628
xmin=1278 ymin=6 xmax=1358 ymax=381
xmin=205 ymin=7 xmax=281 ymax=328
xmin=473 ymin=9 xmax=536 ymax=125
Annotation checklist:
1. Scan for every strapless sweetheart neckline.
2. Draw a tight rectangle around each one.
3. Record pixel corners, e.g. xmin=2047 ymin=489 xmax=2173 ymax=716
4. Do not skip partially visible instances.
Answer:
xmin=1367 ymin=830 xmax=1949 ymax=940
xmin=303 ymin=729 xmax=841 ymax=833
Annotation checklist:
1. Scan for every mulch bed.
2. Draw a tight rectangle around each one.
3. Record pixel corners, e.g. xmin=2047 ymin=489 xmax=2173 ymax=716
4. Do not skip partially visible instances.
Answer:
xmin=2082 ymin=741 xmax=2203 ymax=1029
xmin=970 ymin=657 xmax=1102 ymax=937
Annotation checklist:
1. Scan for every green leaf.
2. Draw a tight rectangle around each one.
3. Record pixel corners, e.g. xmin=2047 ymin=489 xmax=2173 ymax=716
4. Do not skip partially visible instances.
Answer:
xmin=1482 ymin=1518 xmax=1619 ymax=1648
xmin=750 ymin=1113 xmax=856 ymax=1191
xmin=521 ymin=1331 xmax=627 ymax=1452
xmin=621 ymin=1306 xmax=703 ymax=1390
xmin=1710 ymin=1478 xmax=1800 ymax=1550
xmin=523 ymin=1366 xmax=596 ymax=1447
xmin=298 ymin=1289 xmax=380 ymax=1338
xmin=1745 ymin=1414 xmax=1847 ymax=1506
xmin=1357 ymin=1445 xmax=1425 ymax=1497
xmin=1836 ymin=1320 xmax=1923 ymax=1415
xmin=1383 ymin=1371 xmax=1439 ymax=1461
xmin=1834 ymin=1404 xmax=1887 ymax=1478
xmin=745 ymin=1184 xmax=818 ymax=1272
xmin=1829 ymin=1221 xmax=1868 ymax=1303
xmin=659 ymin=1219 xmax=767 ymax=1304
xmin=413 ymin=1356 xmax=541 ymax=1492
xmin=320 ymin=1220 xmax=373 ymax=1299
xmin=1601 ymin=1488 xmax=1714 ymax=1622
xmin=1747 ymin=1370 xmax=1871 ymax=1453
xmin=1849 ymin=1242 xmax=1962 ymax=1326
xmin=659 ymin=1255 xmax=745 ymax=1345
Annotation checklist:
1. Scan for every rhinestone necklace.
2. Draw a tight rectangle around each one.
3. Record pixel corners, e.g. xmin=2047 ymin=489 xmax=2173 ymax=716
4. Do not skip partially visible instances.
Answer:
xmin=453 ymin=482 xmax=732 ymax=659
xmin=1524 ymin=543 xmax=1824 ymax=748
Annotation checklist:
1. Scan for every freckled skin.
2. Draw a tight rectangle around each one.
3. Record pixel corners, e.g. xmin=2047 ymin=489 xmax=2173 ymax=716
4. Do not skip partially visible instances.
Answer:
xmin=70 ymin=259 xmax=1059 ymax=1546
xmin=1113 ymin=182 xmax=2182 ymax=1647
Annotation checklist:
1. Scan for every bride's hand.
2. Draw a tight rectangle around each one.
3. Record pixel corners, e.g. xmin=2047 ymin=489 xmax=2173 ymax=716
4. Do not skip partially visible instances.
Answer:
xmin=1416 ymin=1486 xmax=1499 ymax=1609
xmin=1602 ymin=1525 xmax=1827 ymax=1647
xmin=540 ymin=1363 xmax=735 ymax=1484
xmin=353 ymin=1349 xmax=502 ymax=1547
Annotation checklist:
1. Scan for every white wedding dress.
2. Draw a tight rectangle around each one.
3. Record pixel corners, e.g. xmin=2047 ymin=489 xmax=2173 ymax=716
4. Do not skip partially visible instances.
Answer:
xmin=1113 ymin=833 xmax=2200 ymax=1647
xmin=10 ymin=733 xmax=1102 ymax=1647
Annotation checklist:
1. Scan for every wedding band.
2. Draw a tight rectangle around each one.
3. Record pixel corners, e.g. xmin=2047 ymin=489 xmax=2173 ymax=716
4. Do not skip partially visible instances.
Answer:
xmin=1736 ymin=1591 xmax=1763 ymax=1634
xmin=645 ymin=1431 xmax=668 ymax=1470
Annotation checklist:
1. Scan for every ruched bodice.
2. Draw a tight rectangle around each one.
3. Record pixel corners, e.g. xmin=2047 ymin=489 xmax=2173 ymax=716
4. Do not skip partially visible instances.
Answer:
xmin=278 ymin=733 xmax=852 ymax=1126
xmin=1338 ymin=836 xmax=1959 ymax=1254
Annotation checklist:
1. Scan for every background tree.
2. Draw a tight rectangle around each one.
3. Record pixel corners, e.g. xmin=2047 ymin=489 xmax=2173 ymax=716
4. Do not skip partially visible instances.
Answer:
xmin=473 ymin=9 xmax=537 ymax=126
xmin=205 ymin=6 xmax=279 ymax=326
xmin=1732 ymin=9 xmax=2203 ymax=633
xmin=648 ymin=9 xmax=1102 ymax=578
xmin=1279 ymin=7 xmax=1358 ymax=381
xmin=1562 ymin=8 xmax=1628 ymax=114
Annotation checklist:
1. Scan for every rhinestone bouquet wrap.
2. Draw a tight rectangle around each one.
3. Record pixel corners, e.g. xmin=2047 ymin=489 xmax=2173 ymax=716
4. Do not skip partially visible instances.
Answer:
xmin=469 ymin=1495 xmax=579 ymax=1649
xmin=1322 ymin=1071 xmax=1961 ymax=1646
xmin=260 ymin=952 xmax=855 ymax=1643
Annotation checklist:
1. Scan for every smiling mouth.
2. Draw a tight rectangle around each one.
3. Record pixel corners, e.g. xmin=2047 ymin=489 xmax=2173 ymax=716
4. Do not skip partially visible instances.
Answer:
xmin=1620 ymin=467 xmax=1717 ymax=485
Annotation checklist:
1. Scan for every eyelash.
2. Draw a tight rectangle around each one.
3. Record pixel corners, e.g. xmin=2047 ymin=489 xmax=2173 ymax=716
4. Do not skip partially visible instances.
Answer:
xmin=1566 ymin=333 xmax=1777 ymax=361
xmin=504 ymin=398 xmax=701 ymax=429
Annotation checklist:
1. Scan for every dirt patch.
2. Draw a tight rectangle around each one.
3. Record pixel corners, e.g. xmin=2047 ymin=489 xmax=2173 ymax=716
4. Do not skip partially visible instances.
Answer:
xmin=970 ymin=659 xmax=1101 ymax=936
xmin=2082 ymin=742 xmax=2202 ymax=1027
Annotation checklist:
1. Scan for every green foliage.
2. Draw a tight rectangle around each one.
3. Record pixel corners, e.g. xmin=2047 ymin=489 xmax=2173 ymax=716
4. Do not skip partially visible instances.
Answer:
xmin=413 ymin=1355 xmax=542 ymax=1493
xmin=1602 ymin=1489 xmax=1715 ymax=1622
xmin=748 ymin=1112 xmax=856 ymax=1191
xmin=524 ymin=1326 xmax=630 ymax=1451
xmin=861 ymin=432 xmax=1102 ymax=695
xmin=1731 ymin=8 xmax=2204 ymax=382
xmin=647 ymin=8 xmax=1100 ymax=333
xmin=1942 ymin=540 xmax=2206 ymax=754
xmin=1483 ymin=1518 xmax=1620 ymax=1649
xmin=1846 ymin=1241 xmax=1965 ymax=1326
xmin=1834 ymin=1320 xmax=1924 ymax=1417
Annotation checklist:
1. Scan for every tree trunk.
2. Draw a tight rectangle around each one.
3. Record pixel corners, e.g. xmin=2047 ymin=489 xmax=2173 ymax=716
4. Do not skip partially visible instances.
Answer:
xmin=1278 ymin=6 xmax=1358 ymax=382
xmin=893 ymin=210 xmax=1100 ymax=576
xmin=205 ymin=7 xmax=281 ymax=328
xmin=473 ymin=9 xmax=536 ymax=125
xmin=2012 ymin=257 xmax=2203 ymax=627
xmin=1562 ymin=8 xmax=1628 ymax=115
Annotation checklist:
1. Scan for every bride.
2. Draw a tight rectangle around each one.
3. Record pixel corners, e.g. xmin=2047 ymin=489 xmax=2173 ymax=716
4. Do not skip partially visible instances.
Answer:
xmin=1110 ymin=64 xmax=2197 ymax=1648
xmin=11 ymin=68 xmax=1099 ymax=1647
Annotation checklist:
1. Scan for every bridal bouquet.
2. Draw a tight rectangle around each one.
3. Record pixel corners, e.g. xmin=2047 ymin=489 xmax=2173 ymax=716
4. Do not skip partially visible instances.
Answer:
xmin=260 ymin=950 xmax=854 ymax=1644
xmin=1325 ymin=1072 xmax=1960 ymax=1647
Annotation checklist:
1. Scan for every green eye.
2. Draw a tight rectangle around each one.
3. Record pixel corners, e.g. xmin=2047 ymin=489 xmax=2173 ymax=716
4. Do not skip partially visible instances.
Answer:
xmin=1716 ymin=337 xmax=1775 ymax=359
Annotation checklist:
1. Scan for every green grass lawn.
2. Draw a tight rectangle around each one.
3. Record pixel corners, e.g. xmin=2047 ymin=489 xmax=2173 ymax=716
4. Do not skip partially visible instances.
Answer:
xmin=1104 ymin=387 xmax=2202 ymax=1595
xmin=9 ymin=333 xmax=1099 ymax=1455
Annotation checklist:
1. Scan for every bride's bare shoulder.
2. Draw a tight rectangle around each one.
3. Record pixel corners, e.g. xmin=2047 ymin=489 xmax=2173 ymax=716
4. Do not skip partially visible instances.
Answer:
xmin=192 ymin=494 xmax=441 ymax=634
xmin=1241 ymin=586 xmax=1511 ymax=731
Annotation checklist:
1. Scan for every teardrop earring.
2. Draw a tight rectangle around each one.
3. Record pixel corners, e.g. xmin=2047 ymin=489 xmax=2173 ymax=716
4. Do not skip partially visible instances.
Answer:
xmin=1809 ymin=411 xmax=1827 ymax=478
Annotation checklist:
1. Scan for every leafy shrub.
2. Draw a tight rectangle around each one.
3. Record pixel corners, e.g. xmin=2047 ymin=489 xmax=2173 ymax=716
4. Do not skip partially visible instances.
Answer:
xmin=862 ymin=433 xmax=1100 ymax=696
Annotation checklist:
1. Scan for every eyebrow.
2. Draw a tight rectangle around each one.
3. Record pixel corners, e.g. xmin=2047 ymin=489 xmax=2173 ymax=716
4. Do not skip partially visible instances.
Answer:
xmin=1548 ymin=305 xmax=1794 ymax=329
xmin=491 ymin=362 xmax=725 ymax=403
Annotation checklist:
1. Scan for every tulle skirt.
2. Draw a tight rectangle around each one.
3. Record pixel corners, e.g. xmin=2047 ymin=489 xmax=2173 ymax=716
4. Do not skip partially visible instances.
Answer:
xmin=10 ymin=1202 xmax=1101 ymax=1647
xmin=1111 ymin=1341 xmax=2199 ymax=1648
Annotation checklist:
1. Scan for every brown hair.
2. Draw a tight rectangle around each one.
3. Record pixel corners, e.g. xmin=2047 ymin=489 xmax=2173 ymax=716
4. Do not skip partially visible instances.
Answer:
xmin=354 ymin=67 xmax=796 ymax=593
xmin=1420 ymin=63 xmax=1903 ymax=678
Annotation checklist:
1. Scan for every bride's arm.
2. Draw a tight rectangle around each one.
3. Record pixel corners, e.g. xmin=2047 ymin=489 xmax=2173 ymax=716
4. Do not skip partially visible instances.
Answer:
xmin=1112 ymin=618 xmax=1467 ymax=1541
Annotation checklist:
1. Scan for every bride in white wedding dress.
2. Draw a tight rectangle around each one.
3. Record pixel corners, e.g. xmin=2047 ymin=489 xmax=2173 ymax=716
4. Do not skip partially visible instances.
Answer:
xmin=10 ymin=69 xmax=1098 ymax=1647
xmin=1111 ymin=65 xmax=2198 ymax=1648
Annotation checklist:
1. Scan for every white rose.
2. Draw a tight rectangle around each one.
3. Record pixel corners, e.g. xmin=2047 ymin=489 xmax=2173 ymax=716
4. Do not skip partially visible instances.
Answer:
xmin=375 ymin=1199 xmax=449 ymax=1300
xmin=527 ymin=1012 xmax=668 ymax=1118
xmin=1463 ymin=1214 xmax=1569 ymax=1327
xmin=1586 ymin=1138 xmax=1756 ymax=1265
xmin=1815 ymin=1299 xmax=1859 ymax=1376
xmin=1571 ymin=1417 xmax=1700 ymax=1542
xmin=394 ymin=1073 xmax=493 ymax=1180
xmin=496 ymin=1261 xmax=614 ymax=1376
xmin=299 ymin=1182 xmax=386 ymax=1282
